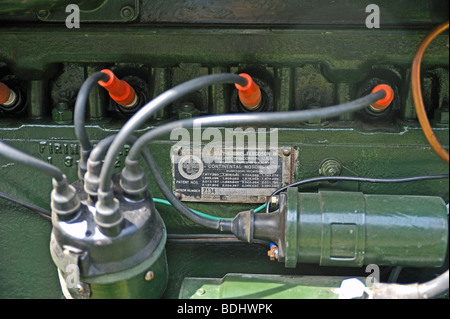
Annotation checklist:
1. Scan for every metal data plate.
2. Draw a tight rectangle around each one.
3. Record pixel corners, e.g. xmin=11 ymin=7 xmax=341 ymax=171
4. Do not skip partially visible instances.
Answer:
xmin=172 ymin=148 xmax=294 ymax=203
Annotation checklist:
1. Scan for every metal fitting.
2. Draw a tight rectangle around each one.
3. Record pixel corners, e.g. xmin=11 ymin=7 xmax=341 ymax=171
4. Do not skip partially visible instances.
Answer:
xmin=178 ymin=102 xmax=199 ymax=119
xmin=52 ymin=101 xmax=73 ymax=124
xmin=267 ymin=245 xmax=279 ymax=261
xmin=269 ymin=195 xmax=279 ymax=207
xmin=319 ymin=159 xmax=341 ymax=177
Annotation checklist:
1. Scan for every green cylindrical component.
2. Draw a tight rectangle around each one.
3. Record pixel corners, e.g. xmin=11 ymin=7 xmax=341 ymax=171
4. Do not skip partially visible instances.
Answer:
xmin=282 ymin=188 xmax=448 ymax=268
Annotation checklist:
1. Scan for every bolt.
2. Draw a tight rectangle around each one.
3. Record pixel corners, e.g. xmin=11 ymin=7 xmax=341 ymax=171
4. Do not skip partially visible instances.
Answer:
xmin=120 ymin=6 xmax=135 ymax=19
xmin=178 ymin=102 xmax=199 ymax=119
xmin=144 ymin=270 xmax=154 ymax=281
xmin=182 ymin=103 xmax=194 ymax=111
xmin=320 ymin=159 xmax=341 ymax=177
xmin=56 ymin=101 xmax=69 ymax=111
xmin=282 ymin=148 xmax=291 ymax=156
xmin=52 ymin=101 xmax=73 ymax=124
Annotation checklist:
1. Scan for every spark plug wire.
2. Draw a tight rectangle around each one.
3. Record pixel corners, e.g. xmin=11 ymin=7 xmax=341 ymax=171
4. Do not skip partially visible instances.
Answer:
xmin=411 ymin=21 xmax=449 ymax=164
xmin=98 ymin=69 xmax=138 ymax=108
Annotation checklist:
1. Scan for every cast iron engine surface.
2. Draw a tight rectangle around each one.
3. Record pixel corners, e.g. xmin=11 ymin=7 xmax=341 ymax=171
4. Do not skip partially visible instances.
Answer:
xmin=0 ymin=0 xmax=448 ymax=298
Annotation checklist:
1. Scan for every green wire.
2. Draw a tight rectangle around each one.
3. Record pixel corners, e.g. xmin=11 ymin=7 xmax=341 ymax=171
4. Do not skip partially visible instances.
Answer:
xmin=152 ymin=197 xmax=266 ymax=221
xmin=253 ymin=203 xmax=267 ymax=213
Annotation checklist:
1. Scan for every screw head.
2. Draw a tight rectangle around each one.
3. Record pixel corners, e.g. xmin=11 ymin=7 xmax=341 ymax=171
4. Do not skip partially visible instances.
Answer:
xmin=282 ymin=148 xmax=291 ymax=156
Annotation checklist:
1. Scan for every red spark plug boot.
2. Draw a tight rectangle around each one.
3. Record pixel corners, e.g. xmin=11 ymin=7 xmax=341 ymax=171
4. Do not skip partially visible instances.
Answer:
xmin=0 ymin=82 xmax=17 ymax=107
xmin=235 ymin=73 xmax=262 ymax=110
xmin=98 ymin=69 xmax=138 ymax=108
xmin=370 ymin=84 xmax=394 ymax=111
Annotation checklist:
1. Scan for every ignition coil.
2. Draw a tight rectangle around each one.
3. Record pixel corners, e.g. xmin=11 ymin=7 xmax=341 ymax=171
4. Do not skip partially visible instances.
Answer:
xmin=232 ymin=188 xmax=448 ymax=269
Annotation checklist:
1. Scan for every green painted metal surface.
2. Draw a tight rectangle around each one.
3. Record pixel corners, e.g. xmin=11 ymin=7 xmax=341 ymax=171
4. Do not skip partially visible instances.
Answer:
xmin=87 ymin=249 xmax=168 ymax=299
xmin=1 ymin=0 xmax=448 ymax=26
xmin=179 ymin=273 xmax=359 ymax=299
xmin=0 ymin=0 xmax=448 ymax=299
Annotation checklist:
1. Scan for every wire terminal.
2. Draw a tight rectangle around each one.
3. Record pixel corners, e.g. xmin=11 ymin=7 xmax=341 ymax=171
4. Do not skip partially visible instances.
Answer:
xmin=98 ymin=69 xmax=138 ymax=108
xmin=235 ymin=73 xmax=262 ymax=109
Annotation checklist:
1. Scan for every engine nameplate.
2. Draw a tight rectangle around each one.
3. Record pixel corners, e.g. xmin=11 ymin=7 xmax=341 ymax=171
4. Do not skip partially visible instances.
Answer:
xmin=172 ymin=148 xmax=294 ymax=203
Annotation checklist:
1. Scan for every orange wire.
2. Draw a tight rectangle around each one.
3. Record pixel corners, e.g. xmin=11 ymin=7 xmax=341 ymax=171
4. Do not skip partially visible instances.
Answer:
xmin=411 ymin=21 xmax=449 ymax=164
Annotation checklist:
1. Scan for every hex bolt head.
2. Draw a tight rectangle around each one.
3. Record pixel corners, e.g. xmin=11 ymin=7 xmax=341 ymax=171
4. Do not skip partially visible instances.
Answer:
xmin=320 ymin=159 xmax=342 ymax=177
xmin=52 ymin=101 xmax=73 ymax=124
xmin=178 ymin=102 xmax=199 ymax=119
